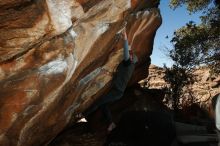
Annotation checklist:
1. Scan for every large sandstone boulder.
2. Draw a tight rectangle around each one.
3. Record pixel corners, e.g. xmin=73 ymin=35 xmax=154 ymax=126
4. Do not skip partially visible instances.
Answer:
xmin=0 ymin=0 xmax=161 ymax=145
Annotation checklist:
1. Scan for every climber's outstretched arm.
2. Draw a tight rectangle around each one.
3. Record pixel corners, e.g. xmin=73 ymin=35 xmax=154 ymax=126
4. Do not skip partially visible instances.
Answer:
xmin=122 ymin=29 xmax=130 ymax=61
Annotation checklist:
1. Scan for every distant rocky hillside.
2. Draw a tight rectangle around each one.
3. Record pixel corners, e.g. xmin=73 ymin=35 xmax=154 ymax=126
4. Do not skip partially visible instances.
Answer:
xmin=140 ymin=64 xmax=220 ymax=107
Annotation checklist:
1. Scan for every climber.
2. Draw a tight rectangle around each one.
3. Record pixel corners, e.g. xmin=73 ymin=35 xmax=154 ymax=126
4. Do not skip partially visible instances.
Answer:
xmin=83 ymin=27 xmax=138 ymax=132
xmin=212 ymin=93 xmax=220 ymax=146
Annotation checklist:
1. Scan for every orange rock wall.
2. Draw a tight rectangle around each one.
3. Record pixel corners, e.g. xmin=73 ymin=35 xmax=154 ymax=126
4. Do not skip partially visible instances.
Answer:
xmin=0 ymin=0 xmax=162 ymax=145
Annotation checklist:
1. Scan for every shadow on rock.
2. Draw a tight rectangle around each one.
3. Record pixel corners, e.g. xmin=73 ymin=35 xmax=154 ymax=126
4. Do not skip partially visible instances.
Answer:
xmin=104 ymin=111 xmax=176 ymax=146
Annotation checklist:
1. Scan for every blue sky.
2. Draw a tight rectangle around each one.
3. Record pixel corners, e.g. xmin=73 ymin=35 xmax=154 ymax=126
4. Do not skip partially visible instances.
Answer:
xmin=151 ymin=1 xmax=203 ymax=67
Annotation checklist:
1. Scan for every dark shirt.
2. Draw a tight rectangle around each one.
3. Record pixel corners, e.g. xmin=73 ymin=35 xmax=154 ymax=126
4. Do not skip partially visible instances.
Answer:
xmin=112 ymin=55 xmax=138 ymax=92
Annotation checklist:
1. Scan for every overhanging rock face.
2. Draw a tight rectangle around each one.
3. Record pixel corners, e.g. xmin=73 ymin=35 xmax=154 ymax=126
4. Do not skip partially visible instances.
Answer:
xmin=0 ymin=0 xmax=162 ymax=145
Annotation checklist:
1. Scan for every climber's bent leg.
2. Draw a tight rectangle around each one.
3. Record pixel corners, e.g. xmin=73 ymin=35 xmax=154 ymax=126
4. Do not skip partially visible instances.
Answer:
xmin=83 ymin=87 xmax=123 ymax=116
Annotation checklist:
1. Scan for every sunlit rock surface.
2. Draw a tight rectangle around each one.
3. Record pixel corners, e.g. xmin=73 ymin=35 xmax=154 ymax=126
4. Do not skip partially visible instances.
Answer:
xmin=142 ymin=65 xmax=220 ymax=109
xmin=0 ymin=0 xmax=161 ymax=145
